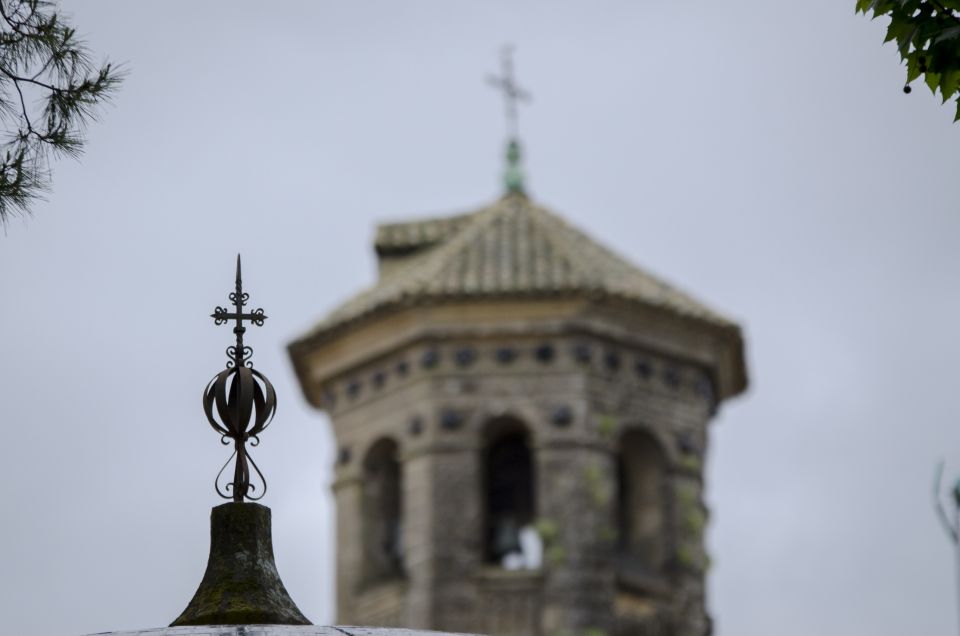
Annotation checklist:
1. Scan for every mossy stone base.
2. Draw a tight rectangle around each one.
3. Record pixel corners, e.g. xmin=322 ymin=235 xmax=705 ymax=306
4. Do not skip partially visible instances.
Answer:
xmin=170 ymin=502 xmax=311 ymax=626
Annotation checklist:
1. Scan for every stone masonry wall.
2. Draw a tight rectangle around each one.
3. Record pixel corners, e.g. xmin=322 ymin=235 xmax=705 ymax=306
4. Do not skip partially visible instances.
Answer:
xmin=323 ymin=324 xmax=718 ymax=636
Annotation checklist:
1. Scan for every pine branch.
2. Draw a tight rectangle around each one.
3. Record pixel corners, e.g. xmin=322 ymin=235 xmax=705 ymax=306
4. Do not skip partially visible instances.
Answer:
xmin=0 ymin=0 xmax=123 ymax=225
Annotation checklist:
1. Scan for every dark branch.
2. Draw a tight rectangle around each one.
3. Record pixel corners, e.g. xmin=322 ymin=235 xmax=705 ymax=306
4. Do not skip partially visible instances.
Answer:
xmin=0 ymin=0 xmax=122 ymax=224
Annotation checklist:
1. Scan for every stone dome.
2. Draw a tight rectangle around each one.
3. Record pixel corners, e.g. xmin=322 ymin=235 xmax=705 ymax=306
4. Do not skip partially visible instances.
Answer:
xmin=87 ymin=627 xmax=476 ymax=636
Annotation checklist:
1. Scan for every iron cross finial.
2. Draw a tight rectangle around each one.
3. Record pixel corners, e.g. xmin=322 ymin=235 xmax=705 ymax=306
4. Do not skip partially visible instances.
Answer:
xmin=205 ymin=255 xmax=277 ymax=502
xmin=487 ymin=45 xmax=531 ymax=141
xmin=211 ymin=254 xmax=268 ymax=369
xmin=487 ymin=46 xmax=532 ymax=195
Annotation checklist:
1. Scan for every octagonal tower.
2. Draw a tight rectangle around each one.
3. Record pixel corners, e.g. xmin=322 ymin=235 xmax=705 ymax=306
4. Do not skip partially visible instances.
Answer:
xmin=288 ymin=193 xmax=747 ymax=636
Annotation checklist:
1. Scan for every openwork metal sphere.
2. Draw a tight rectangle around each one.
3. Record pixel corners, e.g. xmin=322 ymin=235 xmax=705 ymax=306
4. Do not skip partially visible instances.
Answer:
xmin=203 ymin=364 xmax=276 ymax=501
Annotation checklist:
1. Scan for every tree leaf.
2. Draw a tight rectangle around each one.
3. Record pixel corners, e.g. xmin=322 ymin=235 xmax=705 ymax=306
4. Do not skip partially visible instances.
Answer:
xmin=940 ymin=70 xmax=960 ymax=101
xmin=907 ymin=55 xmax=923 ymax=82
xmin=899 ymin=25 xmax=920 ymax=55
xmin=934 ymin=25 xmax=960 ymax=44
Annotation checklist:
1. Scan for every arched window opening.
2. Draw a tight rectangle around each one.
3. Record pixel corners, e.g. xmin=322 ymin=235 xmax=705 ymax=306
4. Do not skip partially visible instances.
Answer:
xmin=617 ymin=430 xmax=666 ymax=577
xmin=483 ymin=420 xmax=539 ymax=569
xmin=362 ymin=438 xmax=403 ymax=582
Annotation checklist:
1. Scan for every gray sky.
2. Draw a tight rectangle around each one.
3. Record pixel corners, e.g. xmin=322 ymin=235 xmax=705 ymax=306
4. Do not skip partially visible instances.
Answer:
xmin=1 ymin=2 xmax=958 ymax=635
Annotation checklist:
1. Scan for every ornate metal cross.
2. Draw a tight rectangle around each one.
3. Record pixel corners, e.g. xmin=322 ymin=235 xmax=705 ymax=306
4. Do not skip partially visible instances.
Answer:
xmin=487 ymin=45 xmax=531 ymax=140
xmin=204 ymin=255 xmax=276 ymax=502
xmin=211 ymin=254 xmax=268 ymax=369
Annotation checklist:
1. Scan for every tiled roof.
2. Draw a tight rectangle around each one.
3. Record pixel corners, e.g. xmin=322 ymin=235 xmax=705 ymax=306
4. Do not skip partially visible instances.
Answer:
xmin=374 ymin=212 xmax=474 ymax=256
xmin=300 ymin=195 xmax=737 ymax=342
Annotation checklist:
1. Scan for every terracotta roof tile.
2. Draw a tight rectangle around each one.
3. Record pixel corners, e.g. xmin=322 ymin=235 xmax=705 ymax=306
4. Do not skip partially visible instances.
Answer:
xmin=302 ymin=195 xmax=736 ymax=341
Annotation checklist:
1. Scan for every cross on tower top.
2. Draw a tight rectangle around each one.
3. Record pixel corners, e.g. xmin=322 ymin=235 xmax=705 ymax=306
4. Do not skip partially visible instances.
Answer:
xmin=486 ymin=46 xmax=531 ymax=195
xmin=487 ymin=45 xmax=531 ymax=142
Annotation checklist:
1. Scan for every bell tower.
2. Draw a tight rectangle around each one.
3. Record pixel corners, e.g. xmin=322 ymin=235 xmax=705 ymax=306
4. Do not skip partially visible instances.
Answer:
xmin=288 ymin=194 xmax=747 ymax=636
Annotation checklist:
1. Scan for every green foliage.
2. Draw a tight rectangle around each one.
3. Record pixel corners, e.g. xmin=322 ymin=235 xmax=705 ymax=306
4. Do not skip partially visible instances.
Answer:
xmin=857 ymin=0 xmax=960 ymax=120
xmin=675 ymin=482 xmax=707 ymax=539
xmin=0 ymin=0 xmax=122 ymax=224
xmin=678 ymin=454 xmax=702 ymax=474
xmin=546 ymin=544 xmax=567 ymax=566
xmin=534 ymin=518 xmax=559 ymax=544
xmin=682 ymin=507 xmax=706 ymax=537
xmin=675 ymin=544 xmax=696 ymax=568
xmin=583 ymin=462 xmax=612 ymax=508
xmin=674 ymin=543 xmax=712 ymax=574
xmin=596 ymin=414 xmax=618 ymax=439
xmin=535 ymin=518 xmax=567 ymax=566
xmin=675 ymin=482 xmax=698 ymax=508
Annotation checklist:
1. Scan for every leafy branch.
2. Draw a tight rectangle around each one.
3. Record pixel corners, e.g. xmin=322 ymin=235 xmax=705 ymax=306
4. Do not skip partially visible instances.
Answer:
xmin=0 ymin=0 xmax=122 ymax=225
xmin=857 ymin=0 xmax=960 ymax=121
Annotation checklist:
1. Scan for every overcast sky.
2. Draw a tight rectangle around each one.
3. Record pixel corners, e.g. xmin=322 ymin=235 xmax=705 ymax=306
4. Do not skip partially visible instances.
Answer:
xmin=1 ymin=2 xmax=958 ymax=635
